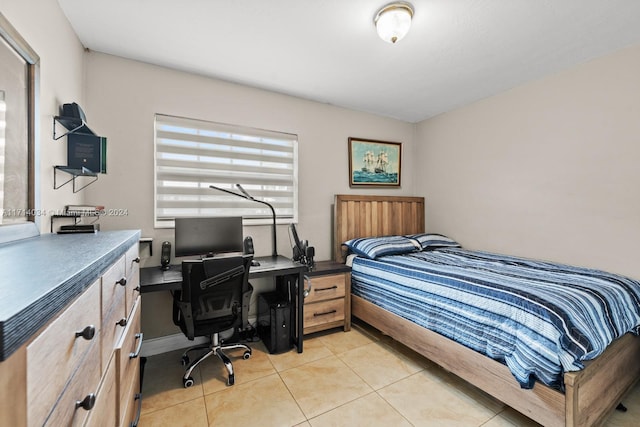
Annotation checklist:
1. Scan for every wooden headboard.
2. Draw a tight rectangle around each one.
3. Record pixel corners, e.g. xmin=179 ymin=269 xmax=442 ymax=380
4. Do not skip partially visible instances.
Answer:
xmin=333 ymin=194 xmax=425 ymax=262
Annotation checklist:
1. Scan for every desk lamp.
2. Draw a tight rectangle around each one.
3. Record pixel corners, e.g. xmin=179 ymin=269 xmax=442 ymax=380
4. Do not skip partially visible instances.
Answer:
xmin=209 ymin=184 xmax=278 ymax=257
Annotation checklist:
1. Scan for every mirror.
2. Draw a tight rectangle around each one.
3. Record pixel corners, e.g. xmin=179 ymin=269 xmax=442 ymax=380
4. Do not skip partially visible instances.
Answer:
xmin=0 ymin=13 xmax=39 ymax=227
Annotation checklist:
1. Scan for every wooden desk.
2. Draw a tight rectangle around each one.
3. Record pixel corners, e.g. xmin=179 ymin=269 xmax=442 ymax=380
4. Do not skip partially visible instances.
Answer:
xmin=140 ymin=255 xmax=306 ymax=353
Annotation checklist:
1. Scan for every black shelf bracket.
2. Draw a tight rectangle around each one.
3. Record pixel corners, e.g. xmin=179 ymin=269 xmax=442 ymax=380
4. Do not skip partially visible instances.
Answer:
xmin=53 ymin=166 xmax=98 ymax=193
xmin=53 ymin=116 xmax=95 ymax=140
xmin=139 ymin=237 xmax=154 ymax=256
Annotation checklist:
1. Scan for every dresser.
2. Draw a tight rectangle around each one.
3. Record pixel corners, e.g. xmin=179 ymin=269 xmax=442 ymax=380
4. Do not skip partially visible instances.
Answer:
xmin=303 ymin=260 xmax=351 ymax=335
xmin=0 ymin=230 xmax=142 ymax=427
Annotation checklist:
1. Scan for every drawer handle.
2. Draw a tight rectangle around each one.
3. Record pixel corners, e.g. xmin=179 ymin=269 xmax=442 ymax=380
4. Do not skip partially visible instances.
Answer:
xmin=134 ymin=285 xmax=141 ymax=293
xmin=117 ymin=277 xmax=127 ymax=286
xmin=116 ymin=318 xmax=128 ymax=327
xmin=76 ymin=393 xmax=96 ymax=411
xmin=130 ymin=393 xmax=143 ymax=427
xmin=313 ymin=309 xmax=337 ymax=317
xmin=75 ymin=325 xmax=96 ymax=341
xmin=129 ymin=332 xmax=144 ymax=359
xmin=133 ymin=257 xmax=141 ymax=263
xmin=315 ymin=285 xmax=338 ymax=292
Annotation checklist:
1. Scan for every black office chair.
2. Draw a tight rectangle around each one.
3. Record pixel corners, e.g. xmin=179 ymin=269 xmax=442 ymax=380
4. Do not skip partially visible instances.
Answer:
xmin=172 ymin=254 xmax=253 ymax=387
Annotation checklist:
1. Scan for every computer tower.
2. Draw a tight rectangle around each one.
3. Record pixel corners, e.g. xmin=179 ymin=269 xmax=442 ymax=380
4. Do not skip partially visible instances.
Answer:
xmin=257 ymin=291 xmax=292 ymax=354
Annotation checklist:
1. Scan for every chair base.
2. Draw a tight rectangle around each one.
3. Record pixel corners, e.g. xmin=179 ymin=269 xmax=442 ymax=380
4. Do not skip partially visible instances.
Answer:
xmin=180 ymin=333 xmax=251 ymax=387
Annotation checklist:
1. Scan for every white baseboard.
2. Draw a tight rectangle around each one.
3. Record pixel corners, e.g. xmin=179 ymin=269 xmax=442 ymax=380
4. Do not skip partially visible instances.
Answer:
xmin=140 ymin=316 xmax=257 ymax=357
xmin=140 ymin=333 xmax=208 ymax=357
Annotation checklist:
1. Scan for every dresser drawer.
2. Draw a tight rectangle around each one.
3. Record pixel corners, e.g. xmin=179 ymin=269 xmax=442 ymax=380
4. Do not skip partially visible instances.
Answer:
xmin=116 ymin=297 xmax=142 ymax=423
xmin=125 ymin=243 xmax=140 ymax=279
xmin=41 ymin=337 xmax=101 ymax=427
xmin=304 ymin=298 xmax=345 ymax=330
xmin=84 ymin=357 xmax=117 ymax=427
xmin=125 ymin=266 xmax=140 ymax=319
xmin=304 ymin=273 xmax=346 ymax=304
xmin=101 ymin=299 xmax=128 ymax=373
xmin=102 ymin=255 xmax=127 ymax=318
xmin=0 ymin=346 xmax=26 ymax=427
xmin=119 ymin=359 xmax=141 ymax=427
xmin=101 ymin=256 xmax=127 ymax=373
xmin=26 ymin=280 xmax=101 ymax=427
xmin=125 ymin=243 xmax=141 ymax=317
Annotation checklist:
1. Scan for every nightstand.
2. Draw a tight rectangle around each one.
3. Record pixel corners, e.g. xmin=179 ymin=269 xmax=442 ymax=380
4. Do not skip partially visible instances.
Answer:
xmin=303 ymin=260 xmax=351 ymax=335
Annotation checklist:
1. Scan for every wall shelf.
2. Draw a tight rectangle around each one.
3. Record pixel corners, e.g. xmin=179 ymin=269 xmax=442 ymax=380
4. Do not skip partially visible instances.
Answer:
xmin=52 ymin=115 xmax=96 ymax=140
xmin=53 ymin=166 xmax=98 ymax=193
xmin=52 ymin=105 xmax=107 ymax=187
xmin=50 ymin=213 xmax=99 ymax=233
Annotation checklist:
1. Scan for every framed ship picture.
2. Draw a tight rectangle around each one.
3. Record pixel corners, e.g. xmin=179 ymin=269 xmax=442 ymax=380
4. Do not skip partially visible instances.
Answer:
xmin=348 ymin=137 xmax=401 ymax=187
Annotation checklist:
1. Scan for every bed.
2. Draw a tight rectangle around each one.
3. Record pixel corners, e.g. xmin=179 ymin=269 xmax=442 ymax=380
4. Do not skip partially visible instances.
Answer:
xmin=333 ymin=194 xmax=640 ymax=427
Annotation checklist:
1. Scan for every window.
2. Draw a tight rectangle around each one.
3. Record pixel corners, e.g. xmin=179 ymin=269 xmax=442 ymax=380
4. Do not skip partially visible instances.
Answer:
xmin=154 ymin=114 xmax=298 ymax=228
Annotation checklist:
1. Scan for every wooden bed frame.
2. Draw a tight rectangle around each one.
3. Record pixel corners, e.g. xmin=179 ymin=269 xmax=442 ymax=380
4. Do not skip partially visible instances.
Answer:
xmin=333 ymin=194 xmax=640 ymax=427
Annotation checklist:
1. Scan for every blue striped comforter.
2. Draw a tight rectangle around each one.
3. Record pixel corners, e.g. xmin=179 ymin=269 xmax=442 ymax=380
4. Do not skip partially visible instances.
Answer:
xmin=351 ymin=248 xmax=640 ymax=389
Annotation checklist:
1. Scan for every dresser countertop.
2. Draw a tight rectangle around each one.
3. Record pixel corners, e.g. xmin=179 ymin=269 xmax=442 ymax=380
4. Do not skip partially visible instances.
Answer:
xmin=0 ymin=229 xmax=140 ymax=361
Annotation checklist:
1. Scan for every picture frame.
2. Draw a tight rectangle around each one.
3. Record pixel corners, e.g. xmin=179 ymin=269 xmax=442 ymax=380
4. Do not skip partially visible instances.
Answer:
xmin=348 ymin=137 xmax=402 ymax=187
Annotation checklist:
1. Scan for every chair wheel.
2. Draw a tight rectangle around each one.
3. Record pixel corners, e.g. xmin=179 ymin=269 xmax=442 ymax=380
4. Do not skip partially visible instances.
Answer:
xmin=183 ymin=377 xmax=195 ymax=388
xmin=243 ymin=350 xmax=251 ymax=360
xmin=227 ymin=374 xmax=235 ymax=386
xmin=180 ymin=355 xmax=189 ymax=366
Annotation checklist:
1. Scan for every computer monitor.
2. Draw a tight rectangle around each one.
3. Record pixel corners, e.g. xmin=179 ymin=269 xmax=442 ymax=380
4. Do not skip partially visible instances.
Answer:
xmin=174 ymin=216 xmax=244 ymax=258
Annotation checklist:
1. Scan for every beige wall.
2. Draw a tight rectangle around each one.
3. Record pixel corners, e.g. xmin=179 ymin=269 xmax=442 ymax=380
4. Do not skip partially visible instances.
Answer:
xmin=415 ymin=43 xmax=640 ymax=280
xmin=82 ymin=52 xmax=415 ymax=264
xmin=14 ymin=0 xmax=640 ymax=338
xmin=4 ymin=1 xmax=416 ymax=339
xmin=3 ymin=0 xmax=87 ymax=229
xmin=81 ymin=52 xmax=415 ymax=338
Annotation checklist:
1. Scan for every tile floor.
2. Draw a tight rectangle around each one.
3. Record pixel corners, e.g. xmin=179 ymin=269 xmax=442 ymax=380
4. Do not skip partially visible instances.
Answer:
xmin=139 ymin=321 xmax=640 ymax=426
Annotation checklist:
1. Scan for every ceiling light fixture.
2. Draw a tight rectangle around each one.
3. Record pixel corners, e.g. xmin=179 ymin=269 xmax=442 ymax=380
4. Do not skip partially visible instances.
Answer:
xmin=374 ymin=2 xmax=414 ymax=44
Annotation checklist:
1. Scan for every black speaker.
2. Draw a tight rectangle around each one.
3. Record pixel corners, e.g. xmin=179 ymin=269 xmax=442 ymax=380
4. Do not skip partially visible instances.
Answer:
xmin=257 ymin=292 xmax=292 ymax=354
xmin=160 ymin=241 xmax=171 ymax=270
xmin=243 ymin=236 xmax=254 ymax=255
xmin=305 ymin=246 xmax=315 ymax=269
xmin=62 ymin=102 xmax=87 ymax=121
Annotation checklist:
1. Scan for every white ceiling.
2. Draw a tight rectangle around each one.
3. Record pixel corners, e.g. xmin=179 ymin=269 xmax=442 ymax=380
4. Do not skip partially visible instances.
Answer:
xmin=58 ymin=0 xmax=640 ymax=123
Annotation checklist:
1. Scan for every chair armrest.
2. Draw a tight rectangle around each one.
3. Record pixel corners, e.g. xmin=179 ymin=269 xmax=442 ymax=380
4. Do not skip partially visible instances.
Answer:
xmin=199 ymin=265 xmax=245 ymax=290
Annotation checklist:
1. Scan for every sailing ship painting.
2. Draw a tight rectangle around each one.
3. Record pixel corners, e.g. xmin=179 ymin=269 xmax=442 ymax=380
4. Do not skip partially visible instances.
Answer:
xmin=349 ymin=138 xmax=401 ymax=187
xmin=361 ymin=150 xmax=389 ymax=174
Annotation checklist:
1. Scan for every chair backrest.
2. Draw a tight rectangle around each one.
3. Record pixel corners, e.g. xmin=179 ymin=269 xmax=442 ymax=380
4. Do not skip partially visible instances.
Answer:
xmin=173 ymin=254 xmax=252 ymax=340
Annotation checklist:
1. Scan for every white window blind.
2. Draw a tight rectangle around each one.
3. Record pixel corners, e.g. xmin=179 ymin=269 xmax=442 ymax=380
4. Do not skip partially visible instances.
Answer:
xmin=154 ymin=114 xmax=298 ymax=227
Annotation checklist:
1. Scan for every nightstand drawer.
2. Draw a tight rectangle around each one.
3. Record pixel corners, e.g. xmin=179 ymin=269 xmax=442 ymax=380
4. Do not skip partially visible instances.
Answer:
xmin=304 ymin=273 xmax=345 ymax=304
xmin=304 ymin=298 xmax=345 ymax=329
